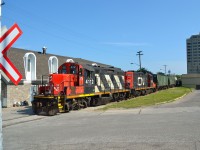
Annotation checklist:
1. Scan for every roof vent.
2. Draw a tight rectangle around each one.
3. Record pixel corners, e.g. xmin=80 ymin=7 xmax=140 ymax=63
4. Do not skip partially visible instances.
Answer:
xmin=42 ymin=46 xmax=47 ymax=54
xmin=92 ymin=63 xmax=98 ymax=67
xmin=66 ymin=59 xmax=74 ymax=63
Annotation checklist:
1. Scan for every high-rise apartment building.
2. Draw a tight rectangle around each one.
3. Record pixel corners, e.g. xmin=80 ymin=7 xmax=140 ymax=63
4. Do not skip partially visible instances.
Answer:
xmin=187 ymin=33 xmax=200 ymax=74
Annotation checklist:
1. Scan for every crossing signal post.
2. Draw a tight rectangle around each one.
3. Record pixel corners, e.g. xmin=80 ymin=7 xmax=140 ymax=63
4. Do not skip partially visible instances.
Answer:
xmin=0 ymin=1 xmax=23 ymax=149
xmin=0 ymin=1 xmax=3 ymax=148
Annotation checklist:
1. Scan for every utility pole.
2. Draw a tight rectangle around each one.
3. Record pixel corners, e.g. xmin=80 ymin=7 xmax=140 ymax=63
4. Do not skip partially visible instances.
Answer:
xmin=163 ymin=65 xmax=167 ymax=75
xmin=136 ymin=51 xmax=143 ymax=70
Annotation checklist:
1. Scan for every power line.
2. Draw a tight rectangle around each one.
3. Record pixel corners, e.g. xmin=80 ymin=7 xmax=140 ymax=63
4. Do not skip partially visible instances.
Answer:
xmin=2 ymin=1 xmax=133 ymax=66
xmin=3 ymin=3 xmax=117 ymax=57
xmin=4 ymin=2 xmax=99 ymax=43
xmin=3 ymin=15 xmax=103 ymax=52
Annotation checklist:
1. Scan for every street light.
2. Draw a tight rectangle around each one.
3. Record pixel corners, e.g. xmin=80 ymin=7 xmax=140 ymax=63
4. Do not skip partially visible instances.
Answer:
xmin=130 ymin=62 xmax=139 ymax=70
xmin=130 ymin=63 xmax=139 ymax=71
xmin=168 ymin=70 xmax=171 ymax=75
xmin=130 ymin=62 xmax=140 ymax=66
xmin=159 ymin=69 xmax=164 ymax=73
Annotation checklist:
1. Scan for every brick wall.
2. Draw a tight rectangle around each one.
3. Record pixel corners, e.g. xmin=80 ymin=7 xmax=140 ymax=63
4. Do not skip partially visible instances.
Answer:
xmin=6 ymin=83 xmax=32 ymax=107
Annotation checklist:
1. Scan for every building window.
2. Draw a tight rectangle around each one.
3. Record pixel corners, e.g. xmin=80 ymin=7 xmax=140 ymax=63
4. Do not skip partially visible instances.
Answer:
xmin=48 ymin=56 xmax=58 ymax=74
xmin=23 ymin=53 xmax=36 ymax=81
xmin=28 ymin=59 xmax=31 ymax=72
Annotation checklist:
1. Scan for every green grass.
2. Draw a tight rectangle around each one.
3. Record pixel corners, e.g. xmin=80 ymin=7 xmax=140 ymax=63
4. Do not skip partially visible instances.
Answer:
xmin=100 ymin=87 xmax=192 ymax=111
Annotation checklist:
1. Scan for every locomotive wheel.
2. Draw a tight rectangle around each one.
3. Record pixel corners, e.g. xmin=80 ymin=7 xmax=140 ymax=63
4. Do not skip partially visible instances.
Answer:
xmin=32 ymin=103 xmax=38 ymax=114
xmin=72 ymin=103 xmax=80 ymax=110
xmin=90 ymin=99 xmax=95 ymax=106
xmin=116 ymin=97 xmax=121 ymax=102
xmin=47 ymin=108 xmax=57 ymax=116
xmin=76 ymin=103 xmax=80 ymax=110
xmin=102 ymin=98 xmax=107 ymax=105
xmin=64 ymin=103 xmax=70 ymax=113
xmin=86 ymin=98 xmax=91 ymax=107
xmin=69 ymin=103 xmax=73 ymax=110
xmin=113 ymin=94 xmax=119 ymax=102
xmin=32 ymin=108 xmax=38 ymax=115
xmin=95 ymin=98 xmax=99 ymax=106
xmin=141 ymin=90 xmax=145 ymax=96
xmin=83 ymin=100 xmax=87 ymax=108
xmin=90 ymin=98 xmax=98 ymax=106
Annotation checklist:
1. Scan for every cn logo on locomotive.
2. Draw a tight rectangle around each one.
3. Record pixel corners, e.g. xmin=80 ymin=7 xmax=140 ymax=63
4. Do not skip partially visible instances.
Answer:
xmin=137 ymin=77 xmax=144 ymax=86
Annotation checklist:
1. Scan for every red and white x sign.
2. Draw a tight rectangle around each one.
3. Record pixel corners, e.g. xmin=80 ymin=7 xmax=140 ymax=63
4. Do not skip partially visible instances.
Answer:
xmin=0 ymin=23 xmax=22 ymax=85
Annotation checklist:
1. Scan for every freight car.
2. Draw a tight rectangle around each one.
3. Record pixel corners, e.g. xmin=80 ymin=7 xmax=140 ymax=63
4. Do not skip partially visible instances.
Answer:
xmin=153 ymin=73 xmax=168 ymax=90
xmin=168 ymin=75 xmax=176 ymax=87
xmin=153 ymin=73 xmax=176 ymax=90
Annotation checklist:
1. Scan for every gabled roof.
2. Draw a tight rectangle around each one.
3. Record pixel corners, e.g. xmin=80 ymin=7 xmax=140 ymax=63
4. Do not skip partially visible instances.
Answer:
xmin=6 ymin=47 xmax=112 ymax=80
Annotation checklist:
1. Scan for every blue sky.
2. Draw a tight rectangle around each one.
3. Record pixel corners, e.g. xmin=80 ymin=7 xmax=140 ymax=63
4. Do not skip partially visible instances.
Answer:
xmin=2 ymin=0 xmax=200 ymax=75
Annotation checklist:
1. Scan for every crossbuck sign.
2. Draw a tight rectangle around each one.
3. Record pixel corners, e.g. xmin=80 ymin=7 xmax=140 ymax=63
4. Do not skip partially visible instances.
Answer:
xmin=0 ymin=23 xmax=22 ymax=85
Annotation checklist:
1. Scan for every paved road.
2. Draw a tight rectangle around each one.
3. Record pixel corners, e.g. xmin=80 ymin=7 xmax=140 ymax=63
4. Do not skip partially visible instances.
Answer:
xmin=3 ymin=90 xmax=200 ymax=150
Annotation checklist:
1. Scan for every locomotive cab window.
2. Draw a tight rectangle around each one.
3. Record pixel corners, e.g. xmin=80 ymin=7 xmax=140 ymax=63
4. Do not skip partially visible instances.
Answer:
xmin=59 ymin=65 xmax=67 ymax=74
xmin=70 ymin=65 xmax=77 ymax=74
xmin=85 ymin=70 xmax=93 ymax=78
xmin=85 ymin=70 xmax=94 ymax=85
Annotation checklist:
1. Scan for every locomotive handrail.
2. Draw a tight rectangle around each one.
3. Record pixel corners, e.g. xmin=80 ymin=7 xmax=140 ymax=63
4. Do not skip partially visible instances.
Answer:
xmin=35 ymin=74 xmax=51 ymax=95
xmin=41 ymin=75 xmax=50 ymax=86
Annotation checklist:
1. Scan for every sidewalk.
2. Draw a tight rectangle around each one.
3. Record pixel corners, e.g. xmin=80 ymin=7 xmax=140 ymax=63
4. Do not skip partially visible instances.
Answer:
xmin=2 ymin=106 xmax=46 ymax=128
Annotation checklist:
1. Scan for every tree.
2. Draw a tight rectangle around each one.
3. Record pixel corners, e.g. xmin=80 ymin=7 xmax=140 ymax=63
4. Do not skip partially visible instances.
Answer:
xmin=137 ymin=67 xmax=153 ymax=74
xmin=157 ymin=72 xmax=165 ymax=75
